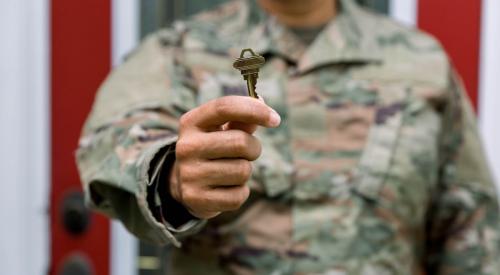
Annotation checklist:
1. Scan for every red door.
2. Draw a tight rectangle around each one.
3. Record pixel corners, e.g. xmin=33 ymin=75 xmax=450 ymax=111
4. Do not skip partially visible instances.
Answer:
xmin=50 ymin=1 xmax=112 ymax=274
xmin=418 ymin=0 xmax=483 ymax=109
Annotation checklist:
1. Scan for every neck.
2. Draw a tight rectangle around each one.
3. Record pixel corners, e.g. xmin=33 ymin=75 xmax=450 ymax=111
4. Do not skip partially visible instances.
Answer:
xmin=257 ymin=0 xmax=336 ymax=28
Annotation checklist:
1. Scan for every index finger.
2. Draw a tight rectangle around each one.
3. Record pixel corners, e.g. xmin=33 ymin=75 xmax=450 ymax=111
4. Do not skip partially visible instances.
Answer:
xmin=184 ymin=96 xmax=281 ymax=130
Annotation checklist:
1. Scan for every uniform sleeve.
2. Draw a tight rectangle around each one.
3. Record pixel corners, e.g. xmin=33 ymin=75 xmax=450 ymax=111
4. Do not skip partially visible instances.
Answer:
xmin=425 ymin=68 xmax=500 ymax=274
xmin=75 ymin=32 xmax=205 ymax=247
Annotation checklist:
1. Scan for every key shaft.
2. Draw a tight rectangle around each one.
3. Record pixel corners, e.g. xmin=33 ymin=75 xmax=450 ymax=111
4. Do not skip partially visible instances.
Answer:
xmin=245 ymin=74 xmax=258 ymax=98
xmin=233 ymin=49 xmax=265 ymax=99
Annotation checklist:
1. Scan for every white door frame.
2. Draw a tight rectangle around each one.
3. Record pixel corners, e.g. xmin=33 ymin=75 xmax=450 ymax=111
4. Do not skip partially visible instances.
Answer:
xmin=389 ymin=0 xmax=418 ymax=26
xmin=0 ymin=0 xmax=50 ymax=274
xmin=479 ymin=0 xmax=500 ymax=188
xmin=111 ymin=1 xmax=140 ymax=275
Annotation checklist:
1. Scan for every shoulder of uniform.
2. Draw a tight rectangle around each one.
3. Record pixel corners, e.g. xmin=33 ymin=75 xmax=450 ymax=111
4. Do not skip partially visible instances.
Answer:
xmin=155 ymin=26 xmax=184 ymax=48
xmin=113 ymin=31 xmax=177 ymax=68
xmin=357 ymin=8 xmax=445 ymax=55
xmin=184 ymin=0 xmax=247 ymax=38
xmin=150 ymin=0 xmax=246 ymax=53
xmin=190 ymin=0 xmax=245 ymax=24
xmin=352 ymin=8 xmax=452 ymax=87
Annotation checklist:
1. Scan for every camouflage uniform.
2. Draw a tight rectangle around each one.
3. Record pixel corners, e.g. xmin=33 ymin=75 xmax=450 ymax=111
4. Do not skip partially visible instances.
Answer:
xmin=76 ymin=0 xmax=500 ymax=274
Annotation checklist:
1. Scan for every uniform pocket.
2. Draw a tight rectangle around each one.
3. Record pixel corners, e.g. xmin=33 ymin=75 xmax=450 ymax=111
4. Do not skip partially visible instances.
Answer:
xmin=353 ymin=87 xmax=409 ymax=200
xmin=354 ymin=84 xmax=440 ymax=213
xmin=289 ymin=84 xmax=411 ymax=269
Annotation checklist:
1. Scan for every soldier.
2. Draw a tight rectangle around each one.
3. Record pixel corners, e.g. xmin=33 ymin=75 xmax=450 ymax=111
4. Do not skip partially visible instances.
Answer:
xmin=76 ymin=0 xmax=500 ymax=274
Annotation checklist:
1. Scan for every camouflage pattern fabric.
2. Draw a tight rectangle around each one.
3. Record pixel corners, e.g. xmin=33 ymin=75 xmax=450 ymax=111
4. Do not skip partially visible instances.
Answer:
xmin=76 ymin=0 xmax=500 ymax=274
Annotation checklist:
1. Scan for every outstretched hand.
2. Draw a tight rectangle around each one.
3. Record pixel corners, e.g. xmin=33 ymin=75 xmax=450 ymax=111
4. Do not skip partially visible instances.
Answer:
xmin=169 ymin=95 xmax=281 ymax=219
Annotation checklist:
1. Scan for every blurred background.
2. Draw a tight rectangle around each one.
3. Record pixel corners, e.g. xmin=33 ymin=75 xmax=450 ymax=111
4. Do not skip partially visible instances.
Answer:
xmin=0 ymin=0 xmax=499 ymax=274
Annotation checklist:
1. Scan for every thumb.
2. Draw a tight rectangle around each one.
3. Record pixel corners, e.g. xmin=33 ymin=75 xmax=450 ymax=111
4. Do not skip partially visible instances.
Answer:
xmin=222 ymin=96 xmax=275 ymax=134
xmin=223 ymin=121 xmax=258 ymax=134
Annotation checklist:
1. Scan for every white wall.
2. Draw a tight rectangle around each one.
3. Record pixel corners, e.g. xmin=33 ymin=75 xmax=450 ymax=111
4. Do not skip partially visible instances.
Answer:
xmin=0 ymin=0 xmax=50 ymax=275
xmin=479 ymin=0 xmax=500 ymax=188
xmin=389 ymin=0 xmax=418 ymax=26
xmin=111 ymin=1 xmax=140 ymax=275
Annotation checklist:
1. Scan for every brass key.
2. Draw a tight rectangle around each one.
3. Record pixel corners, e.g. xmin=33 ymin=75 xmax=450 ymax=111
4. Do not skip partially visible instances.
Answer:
xmin=233 ymin=48 xmax=265 ymax=98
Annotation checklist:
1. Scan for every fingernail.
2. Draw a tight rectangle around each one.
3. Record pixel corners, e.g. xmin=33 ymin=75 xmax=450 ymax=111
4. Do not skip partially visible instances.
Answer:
xmin=257 ymin=95 xmax=266 ymax=103
xmin=269 ymin=109 xmax=281 ymax=127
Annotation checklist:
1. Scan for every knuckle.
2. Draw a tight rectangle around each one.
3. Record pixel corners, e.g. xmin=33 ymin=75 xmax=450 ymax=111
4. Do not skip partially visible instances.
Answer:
xmin=226 ymin=187 xmax=249 ymax=211
xmin=249 ymin=138 xmax=262 ymax=161
xmin=214 ymin=97 xmax=233 ymax=117
xmin=225 ymin=198 xmax=241 ymax=211
xmin=238 ymin=160 xmax=252 ymax=182
xmin=242 ymin=161 xmax=252 ymax=182
xmin=249 ymin=105 xmax=261 ymax=119
xmin=175 ymin=141 xmax=189 ymax=159
xmin=256 ymin=140 xmax=263 ymax=157
xmin=180 ymin=185 xmax=197 ymax=204
xmin=179 ymin=112 xmax=192 ymax=129
xmin=230 ymin=132 xmax=249 ymax=154
xmin=239 ymin=186 xmax=250 ymax=202
xmin=175 ymin=138 xmax=197 ymax=159
xmin=178 ymin=162 xmax=200 ymax=183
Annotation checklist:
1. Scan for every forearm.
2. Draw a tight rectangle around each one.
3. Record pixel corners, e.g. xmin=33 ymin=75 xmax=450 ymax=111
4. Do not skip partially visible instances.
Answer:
xmin=77 ymin=110 xmax=203 ymax=246
xmin=426 ymin=67 xmax=500 ymax=274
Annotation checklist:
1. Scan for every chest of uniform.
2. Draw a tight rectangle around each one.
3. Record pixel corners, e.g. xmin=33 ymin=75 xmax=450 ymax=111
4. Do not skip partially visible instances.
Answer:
xmin=184 ymin=54 xmax=441 ymax=207
xmin=182 ymin=54 xmax=446 ymax=272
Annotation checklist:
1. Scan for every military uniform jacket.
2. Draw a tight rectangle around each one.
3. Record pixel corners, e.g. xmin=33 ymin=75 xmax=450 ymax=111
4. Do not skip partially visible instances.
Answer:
xmin=76 ymin=0 xmax=500 ymax=274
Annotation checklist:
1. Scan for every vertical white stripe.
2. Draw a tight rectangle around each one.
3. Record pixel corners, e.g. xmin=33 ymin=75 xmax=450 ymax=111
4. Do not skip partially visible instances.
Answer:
xmin=111 ymin=1 xmax=140 ymax=275
xmin=389 ymin=0 xmax=418 ymax=27
xmin=112 ymin=0 xmax=140 ymax=67
xmin=0 ymin=0 xmax=50 ymax=274
xmin=479 ymin=0 xmax=500 ymax=189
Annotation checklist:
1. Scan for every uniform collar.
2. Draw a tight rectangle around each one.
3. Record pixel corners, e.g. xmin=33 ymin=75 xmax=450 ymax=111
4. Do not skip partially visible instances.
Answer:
xmin=241 ymin=0 xmax=383 ymax=74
